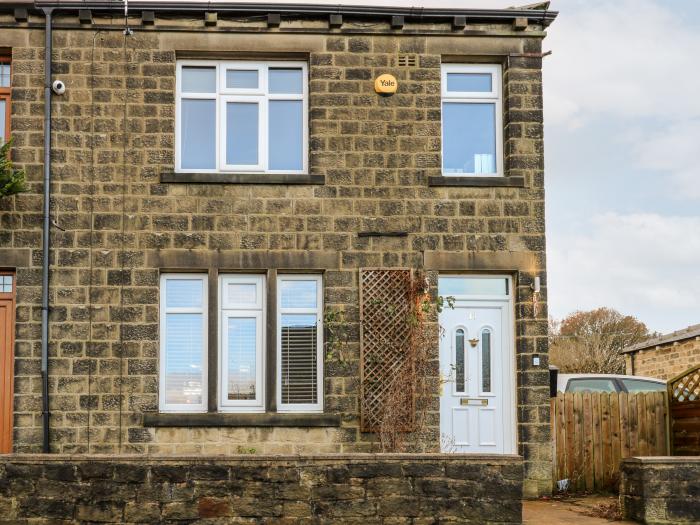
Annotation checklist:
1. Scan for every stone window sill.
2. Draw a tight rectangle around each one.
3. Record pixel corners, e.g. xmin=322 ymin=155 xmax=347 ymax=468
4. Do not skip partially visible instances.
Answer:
xmin=428 ymin=176 xmax=525 ymax=187
xmin=161 ymin=173 xmax=325 ymax=185
xmin=143 ymin=412 xmax=341 ymax=428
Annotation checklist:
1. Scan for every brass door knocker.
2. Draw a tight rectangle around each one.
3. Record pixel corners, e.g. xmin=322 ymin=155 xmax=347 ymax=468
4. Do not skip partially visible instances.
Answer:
xmin=468 ymin=338 xmax=479 ymax=348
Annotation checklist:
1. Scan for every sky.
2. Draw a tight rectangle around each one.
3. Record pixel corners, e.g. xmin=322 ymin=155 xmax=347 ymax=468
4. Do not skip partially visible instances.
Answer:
xmin=543 ymin=0 xmax=700 ymax=333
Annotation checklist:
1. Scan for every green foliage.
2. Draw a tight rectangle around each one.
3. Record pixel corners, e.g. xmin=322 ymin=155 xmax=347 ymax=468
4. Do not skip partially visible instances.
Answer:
xmin=0 ymin=138 xmax=27 ymax=198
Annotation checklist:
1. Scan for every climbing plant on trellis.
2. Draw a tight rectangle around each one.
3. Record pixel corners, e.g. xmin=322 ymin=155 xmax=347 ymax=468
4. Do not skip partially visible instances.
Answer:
xmin=359 ymin=268 xmax=415 ymax=432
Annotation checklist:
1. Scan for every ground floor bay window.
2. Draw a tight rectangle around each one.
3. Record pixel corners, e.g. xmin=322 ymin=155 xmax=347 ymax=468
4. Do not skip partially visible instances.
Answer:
xmin=159 ymin=273 xmax=323 ymax=414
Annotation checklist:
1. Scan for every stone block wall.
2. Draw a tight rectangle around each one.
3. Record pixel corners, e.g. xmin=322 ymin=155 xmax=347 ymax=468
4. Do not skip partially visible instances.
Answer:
xmin=620 ymin=457 xmax=700 ymax=525
xmin=625 ymin=338 xmax=700 ymax=380
xmin=0 ymin=10 xmax=551 ymax=496
xmin=0 ymin=454 xmax=523 ymax=524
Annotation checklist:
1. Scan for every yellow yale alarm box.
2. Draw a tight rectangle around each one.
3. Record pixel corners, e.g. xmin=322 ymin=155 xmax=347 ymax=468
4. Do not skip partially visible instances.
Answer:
xmin=374 ymin=74 xmax=398 ymax=95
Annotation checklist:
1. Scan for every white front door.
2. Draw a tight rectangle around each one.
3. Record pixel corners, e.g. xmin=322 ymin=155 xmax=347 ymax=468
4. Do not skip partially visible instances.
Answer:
xmin=438 ymin=276 xmax=515 ymax=454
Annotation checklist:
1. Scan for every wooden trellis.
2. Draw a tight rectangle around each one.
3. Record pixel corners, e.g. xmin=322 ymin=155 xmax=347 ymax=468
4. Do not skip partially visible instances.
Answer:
xmin=669 ymin=364 xmax=700 ymax=455
xmin=359 ymin=269 xmax=414 ymax=432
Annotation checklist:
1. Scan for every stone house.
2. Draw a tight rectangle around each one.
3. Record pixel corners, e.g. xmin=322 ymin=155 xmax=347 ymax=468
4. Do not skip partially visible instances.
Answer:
xmin=0 ymin=0 xmax=556 ymax=498
xmin=623 ymin=324 xmax=700 ymax=381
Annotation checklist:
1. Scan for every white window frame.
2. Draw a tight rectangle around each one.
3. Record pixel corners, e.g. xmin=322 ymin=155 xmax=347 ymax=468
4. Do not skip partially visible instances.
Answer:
xmin=159 ymin=274 xmax=208 ymax=413
xmin=277 ymin=274 xmax=324 ymax=413
xmin=441 ymin=64 xmax=504 ymax=177
xmin=218 ymin=274 xmax=266 ymax=412
xmin=175 ymin=60 xmax=308 ymax=175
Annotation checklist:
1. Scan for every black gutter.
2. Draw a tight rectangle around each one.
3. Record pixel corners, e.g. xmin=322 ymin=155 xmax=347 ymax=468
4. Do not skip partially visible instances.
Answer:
xmin=27 ymin=1 xmax=557 ymax=25
xmin=40 ymin=6 xmax=53 ymax=454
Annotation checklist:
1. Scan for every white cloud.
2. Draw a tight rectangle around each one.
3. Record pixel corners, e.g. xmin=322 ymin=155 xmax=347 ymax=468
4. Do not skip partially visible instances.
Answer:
xmin=545 ymin=0 xmax=700 ymax=127
xmin=548 ymin=212 xmax=700 ymax=333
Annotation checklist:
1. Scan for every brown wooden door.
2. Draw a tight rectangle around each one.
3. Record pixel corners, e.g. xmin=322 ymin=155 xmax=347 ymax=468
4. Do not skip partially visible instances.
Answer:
xmin=0 ymin=272 xmax=15 ymax=453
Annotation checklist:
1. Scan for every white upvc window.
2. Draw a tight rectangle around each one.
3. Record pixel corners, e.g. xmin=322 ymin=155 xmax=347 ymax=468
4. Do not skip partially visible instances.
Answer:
xmin=441 ymin=64 xmax=503 ymax=176
xmin=159 ymin=274 xmax=208 ymax=413
xmin=218 ymin=275 xmax=266 ymax=412
xmin=176 ymin=60 xmax=308 ymax=174
xmin=277 ymin=275 xmax=323 ymax=413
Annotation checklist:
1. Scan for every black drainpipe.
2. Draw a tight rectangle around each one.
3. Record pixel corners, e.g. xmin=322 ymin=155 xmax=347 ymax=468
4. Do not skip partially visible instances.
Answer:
xmin=41 ymin=6 xmax=53 ymax=454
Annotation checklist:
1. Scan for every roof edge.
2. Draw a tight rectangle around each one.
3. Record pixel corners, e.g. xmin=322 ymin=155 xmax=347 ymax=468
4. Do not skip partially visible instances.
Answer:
xmin=621 ymin=323 xmax=700 ymax=354
xmin=5 ymin=1 xmax=557 ymax=25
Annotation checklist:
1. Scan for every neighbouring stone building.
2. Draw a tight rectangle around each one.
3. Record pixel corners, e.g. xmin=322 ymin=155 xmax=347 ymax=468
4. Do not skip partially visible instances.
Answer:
xmin=623 ymin=324 xmax=700 ymax=381
xmin=0 ymin=0 xmax=556 ymax=499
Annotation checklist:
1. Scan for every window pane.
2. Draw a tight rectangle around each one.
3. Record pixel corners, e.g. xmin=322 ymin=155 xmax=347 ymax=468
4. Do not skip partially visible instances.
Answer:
xmin=181 ymin=99 xmax=216 ymax=170
xmin=447 ymin=72 xmax=492 ymax=92
xmin=438 ymin=277 xmax=507 ymax=297
xmin=455 ymin=329 xmax=465 ymax=393
xmin=269 ymin=68 xmax=303 ymax=94
xmin=0 ymin=64 xmax=9 ymax=88
xmin=281 ymin=314 xmax=317 ymax=405
xmin=269 ymin=100 xmax=303 ymax=171
xmin=226 ymin=69 xmax=258 ymax=89
xmin=228 ymin=283 xmax=257 ymax=305
xmin=226 ymin=317 xmax=257 ymax=400
xmin=442 ymin=102 xmax=496 ymax=174
xmin=181 ymin=66 xmax=216 ymax=93
xmin=281 ymin=279 xmax=317 ymax=309
xmin=481 ymin=329 xmax=491 ymax=393
xmin=0 ymin=99 xmax=5 ymax=144
xmin=621 ymin=379 xmax=666 ymax=393
xmin=166 ymin=279 xmax=203 ymax=309
xmin=567 ymin=379 xmax=617 ymax=393
xmin=226 ymin=102 xmax=259 ymax=165
xmin=164 ymin=313 xmax=203 ymax=406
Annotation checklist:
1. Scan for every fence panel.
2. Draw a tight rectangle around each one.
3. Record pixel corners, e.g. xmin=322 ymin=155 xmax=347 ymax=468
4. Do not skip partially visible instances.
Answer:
xmin=552 ymin=391 xmax=668 ymax=491
xmin=668 ymin=365 xmax=700 ymax=455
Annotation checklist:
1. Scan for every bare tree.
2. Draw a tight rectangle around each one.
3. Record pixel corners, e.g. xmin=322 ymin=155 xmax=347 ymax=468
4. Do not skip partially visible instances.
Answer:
xmin=549 ymin=308 xmax=652 ymax=374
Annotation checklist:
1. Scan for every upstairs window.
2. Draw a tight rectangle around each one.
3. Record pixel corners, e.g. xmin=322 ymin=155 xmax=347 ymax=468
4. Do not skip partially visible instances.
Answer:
xmin=0 ymin=54 xmax=10 ymax=144
xmin=441 ymin=64 xmax=503 ymax=176
xmin=176 ymin=61 xmax=308 ymax=174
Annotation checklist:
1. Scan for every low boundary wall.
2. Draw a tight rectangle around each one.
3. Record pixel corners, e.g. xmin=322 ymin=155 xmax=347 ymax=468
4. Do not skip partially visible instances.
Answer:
xmin=620 ymin=456 xmax=700 ymax=524
xmin=0 ymin=453 xmax=523 ymax=524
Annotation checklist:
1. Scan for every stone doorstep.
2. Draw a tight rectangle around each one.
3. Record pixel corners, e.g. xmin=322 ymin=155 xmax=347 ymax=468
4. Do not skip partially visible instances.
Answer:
xmin=622 ymin=456 xmax=700 ymax=464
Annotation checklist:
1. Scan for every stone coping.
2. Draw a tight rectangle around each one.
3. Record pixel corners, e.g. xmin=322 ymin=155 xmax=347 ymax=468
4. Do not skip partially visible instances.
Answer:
xmin=0 ymin=452 xmax=522 ymax=463
xmin=622 ymin=456 xmax=700 ymax=464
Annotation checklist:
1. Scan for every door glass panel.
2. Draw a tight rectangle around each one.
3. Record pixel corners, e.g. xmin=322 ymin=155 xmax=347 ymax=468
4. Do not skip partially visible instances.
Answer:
xmin=226 ymin=317 xmax=257 ymax=400
xmin=269 ymin=68 xmax=303 ymax=94
xmin=269 ymin=100 xmax=303 ymax=170
xmin=455 ymin=329 xmax=465 ymax=393
xmin=438 ymin=277 xmax=508 ymax=297
xmin=180 ymin=99 xmax=216 ymax=169
xmin=442 ymin=102 xmax=496 ymax=174
xmin=226 ymin=69 xmax=259 ymax=89
xmin=446 ymin=72 xmax=492 ymax=92
xmin=1 ymin=276 xmax=12 ymax=293
xmin=226 ymin=102 xmax=259 ymax=165
xmin=181 ymin=66 xmax=216 ymax=93
xmin=481 ymin=329 xmax=491 ymax=393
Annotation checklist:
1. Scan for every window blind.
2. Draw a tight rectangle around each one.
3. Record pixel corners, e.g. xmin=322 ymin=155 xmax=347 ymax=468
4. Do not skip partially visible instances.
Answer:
xmin=280 ymin=315 xmax=318 ymax=405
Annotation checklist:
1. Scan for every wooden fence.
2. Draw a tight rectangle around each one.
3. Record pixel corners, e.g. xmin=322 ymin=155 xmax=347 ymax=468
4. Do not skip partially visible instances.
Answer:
xmin=551 ymin=391 xmax=669 ymax=492
xmin=668 ymin=365 xmax=700 ymax=455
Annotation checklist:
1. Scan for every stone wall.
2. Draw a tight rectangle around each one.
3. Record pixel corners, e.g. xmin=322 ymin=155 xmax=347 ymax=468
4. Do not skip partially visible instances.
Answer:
xmin=0 ymin=454 xmax=523 ymax=524
xmin=0 ymin=10 xmax=551 ymax=496
xmin=620 ymin=457 xmax=700 ymax=525
xmin=625 ymin=338 xmax=700 ymax=380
